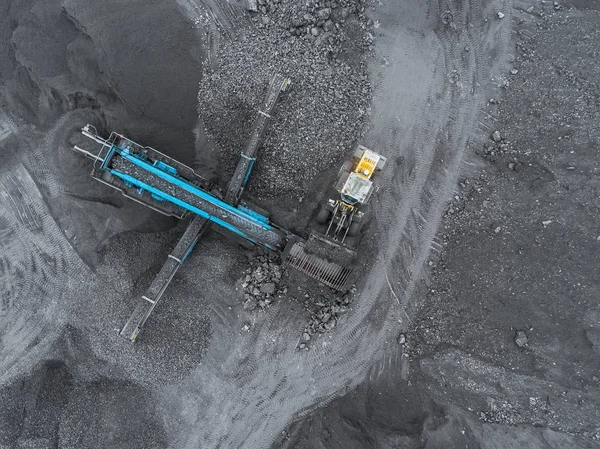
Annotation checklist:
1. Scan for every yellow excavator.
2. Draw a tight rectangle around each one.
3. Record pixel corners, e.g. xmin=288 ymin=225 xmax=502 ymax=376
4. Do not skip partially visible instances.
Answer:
xmin=283 ymin=145 xmax=386 ymax=291
xmin=317 ymin=145 xmax=387 ymax=242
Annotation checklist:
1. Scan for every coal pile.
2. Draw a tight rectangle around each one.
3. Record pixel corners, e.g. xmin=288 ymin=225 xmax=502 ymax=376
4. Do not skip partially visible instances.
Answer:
xmin=298 ymin=285 xmax=356 ymax=350
xmin=197 ymin=0 xmax=373 ymax=200
xmin=241 ymin=253 xmax=287 ymax=310
xmin=240 ymin=251 xmax=356 ymax=347
xmin=254 ymin=0 xmax=373 ymax=54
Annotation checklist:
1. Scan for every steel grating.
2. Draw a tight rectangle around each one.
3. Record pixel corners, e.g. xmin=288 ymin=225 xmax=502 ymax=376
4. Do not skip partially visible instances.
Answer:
xmin=284 ymin=241 xmax=352 ymax=291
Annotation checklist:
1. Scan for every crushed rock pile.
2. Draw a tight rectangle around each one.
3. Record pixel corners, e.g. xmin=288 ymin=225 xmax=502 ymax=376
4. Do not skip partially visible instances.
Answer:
xmin=298 ymin=285 xmax=356 ymax=350
xmin=197 ymin=0 xmax=374 ymax=200
xmin=241 ymin=253 xmax=287 ymax=309
xmin=480 ymin=129 xmax=517 ymax=159
xmin=240 ymin=252 xmax=357 ymax=346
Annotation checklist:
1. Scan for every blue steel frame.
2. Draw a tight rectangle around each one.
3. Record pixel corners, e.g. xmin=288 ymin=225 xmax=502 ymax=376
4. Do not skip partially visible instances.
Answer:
xmin=110 ymin=169 xmax=264 ymax=246
xmin=243 ymin=157 xmax=256 ymax=187
xmin=100 ymin=144 xmax=290 ymax=251
xmin=116 ymin=147 xmax=273 ymax=230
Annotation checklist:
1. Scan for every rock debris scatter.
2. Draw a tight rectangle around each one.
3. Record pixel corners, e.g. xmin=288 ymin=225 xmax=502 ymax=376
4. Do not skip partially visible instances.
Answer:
xmin=241 ymin=253 xmax=286 ymax=310
xmin=240 ymin=252 xmax=356 ymax=347
xmin=298 ymin=285 xmax=356 ymax=349
xmin=197 ymin=0 xmax=374 ymax=200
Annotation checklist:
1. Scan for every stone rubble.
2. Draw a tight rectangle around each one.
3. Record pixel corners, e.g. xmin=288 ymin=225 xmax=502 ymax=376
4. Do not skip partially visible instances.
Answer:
xmin=514 ymin=330 xmax=528 ymax=348
xmin=240 ymin=252 xmax=356 ymax=349
xmin=297 ymin=285 xmax=356 ymax=350
xmin=241 ymin=253 xmax=286 ymax=310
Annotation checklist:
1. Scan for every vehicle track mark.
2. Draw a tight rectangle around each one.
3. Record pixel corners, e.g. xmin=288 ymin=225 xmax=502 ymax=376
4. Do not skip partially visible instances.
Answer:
xmin=0 ymin=172 xmax=43 ymax=231
xmin=0 ymin=163 xmax=87 ymax=384
xmin=0 ymin=110 xmax=17 ymax=144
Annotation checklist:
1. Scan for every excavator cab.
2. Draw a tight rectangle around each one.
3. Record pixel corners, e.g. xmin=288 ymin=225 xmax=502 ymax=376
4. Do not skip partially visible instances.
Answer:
xmin=340 ymin=172 xmax=373 ymax=205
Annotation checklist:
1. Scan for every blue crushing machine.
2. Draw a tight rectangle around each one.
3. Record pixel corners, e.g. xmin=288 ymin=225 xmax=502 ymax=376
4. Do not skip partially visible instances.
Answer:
xmin=73 ymin=74 xmax=356 ymax=342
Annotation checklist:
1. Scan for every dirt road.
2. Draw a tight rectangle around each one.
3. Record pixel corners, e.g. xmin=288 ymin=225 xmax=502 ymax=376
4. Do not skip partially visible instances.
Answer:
xmin=282 ymin=2 xmax=600 ymax=448
xmin=413 ymin=4 xmax=600 ymax=441
xmin=161 ymin=1 xmax=513 ymax=448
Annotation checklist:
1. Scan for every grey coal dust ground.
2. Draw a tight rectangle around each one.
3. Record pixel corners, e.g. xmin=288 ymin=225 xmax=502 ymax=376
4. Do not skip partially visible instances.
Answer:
xmin=0 ymin=0 xmax=599 ymax=448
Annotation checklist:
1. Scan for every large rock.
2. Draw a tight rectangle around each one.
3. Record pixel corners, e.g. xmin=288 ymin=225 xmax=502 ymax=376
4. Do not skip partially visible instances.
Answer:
xmin=260 ymin=282 xmax=276 ymax=295
xmin=317 ymin=8 xmax=331 ymax=20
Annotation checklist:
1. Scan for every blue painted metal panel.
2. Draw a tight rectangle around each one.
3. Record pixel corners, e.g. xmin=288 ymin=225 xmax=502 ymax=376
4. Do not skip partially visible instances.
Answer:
xmin=238 ymin=204 xmax=269 ymax=224
xmin=110 ymin=169 xmax=257 ymax=243
xmin=100 ymin=146 xmax=117 ymax=171
xmin=153 ymin=160 xmax=177 ymax=175
xmin=115 ymin=148 xmax=273 ymax=230
xmin=182 ymin=240 xmax=197 ymax=261
xmin=243 ymin=158 xmax=256 ymax=187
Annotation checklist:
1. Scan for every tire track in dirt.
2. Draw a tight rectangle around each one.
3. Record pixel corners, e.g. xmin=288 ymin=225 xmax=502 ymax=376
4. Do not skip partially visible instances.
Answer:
xmin=400 ymin=0 xmax=513 ymax=305
xmin=0 ymin=172 xmax=44 ymax=231
xmin=163 ymin=1 xmax=514 ymax=447
xmin=0 ymin=109 xmax=91 ymax=384
xmin=0 ymin=108 xmax=17 ymax=143
xmin=0 ymin=163 xmax=86 ymax=384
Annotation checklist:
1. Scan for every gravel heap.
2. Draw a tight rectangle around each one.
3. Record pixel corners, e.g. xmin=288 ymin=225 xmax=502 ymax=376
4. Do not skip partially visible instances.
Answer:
xmin=479 ymin=398 xmax=523 ymax=425
xmin=478 ymin=395 xmax=556 ymax=427
xmin=197 ymin=0 xmax=374 ymax=200
xmin=240 ymin=252 xmax=356 ymax=346
xmin=241 ymin=253 xmax=287 ymax=310
xmin=298 ymin=285 xmax=356 ymax=350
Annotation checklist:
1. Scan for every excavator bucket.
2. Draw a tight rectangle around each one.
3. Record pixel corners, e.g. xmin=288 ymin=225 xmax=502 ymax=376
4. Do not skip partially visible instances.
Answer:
xmin=283 ymin=233 xmax=356 ymax=291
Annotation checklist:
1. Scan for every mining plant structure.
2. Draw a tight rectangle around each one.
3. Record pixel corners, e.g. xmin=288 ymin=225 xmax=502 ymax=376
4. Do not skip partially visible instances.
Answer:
xmin=73 ymin=74 xmax=385 ymax=342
